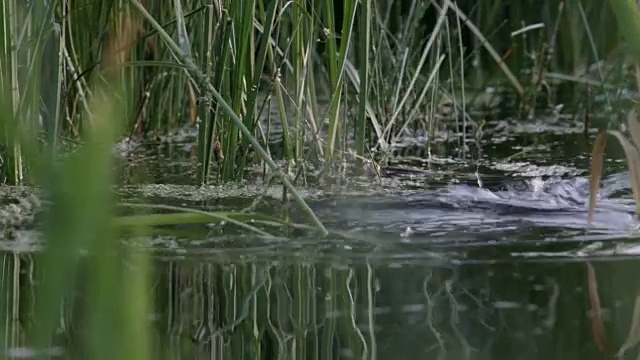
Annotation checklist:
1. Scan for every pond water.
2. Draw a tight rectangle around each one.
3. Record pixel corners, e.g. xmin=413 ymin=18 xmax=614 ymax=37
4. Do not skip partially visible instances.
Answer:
xmin=4 ymin=109 xmax=640 ymax=359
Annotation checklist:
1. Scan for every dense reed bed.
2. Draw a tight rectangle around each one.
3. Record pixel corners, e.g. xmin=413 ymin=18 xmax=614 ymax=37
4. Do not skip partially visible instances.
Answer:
xmin=0 ymin=0 xmax=621 ymax=186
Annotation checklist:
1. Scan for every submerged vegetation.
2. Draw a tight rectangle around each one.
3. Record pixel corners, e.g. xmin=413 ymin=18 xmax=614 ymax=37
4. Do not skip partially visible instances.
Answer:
xmin=1 ymin=0 xmax=640 ymax=358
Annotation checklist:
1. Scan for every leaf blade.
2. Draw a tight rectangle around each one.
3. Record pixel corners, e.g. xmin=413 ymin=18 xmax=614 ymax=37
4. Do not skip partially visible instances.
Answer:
xmin=588 ymin=132 xmax=607 ymax=224
xmin=608 ymin=130 xmax=640 ymax=215
xmin=627 ymin=106 xmax=640 ymax=151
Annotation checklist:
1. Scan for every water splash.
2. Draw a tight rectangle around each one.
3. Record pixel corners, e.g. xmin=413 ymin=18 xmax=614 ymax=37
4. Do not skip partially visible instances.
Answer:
xmin=319 ymin=173 xmax=639 ymax=241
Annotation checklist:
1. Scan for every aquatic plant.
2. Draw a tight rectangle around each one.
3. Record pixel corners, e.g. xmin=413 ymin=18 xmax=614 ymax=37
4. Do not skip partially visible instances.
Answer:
xmin=588 ymin=0 xmax=640 ymax=222
xmin=587 ymin=106 xmax=640 ymax=223
xmin=585 ymin=1 xmax=640 ymax=357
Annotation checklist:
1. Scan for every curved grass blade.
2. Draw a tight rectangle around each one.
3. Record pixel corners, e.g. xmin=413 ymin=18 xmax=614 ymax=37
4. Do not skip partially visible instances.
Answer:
xmin=608 ymin=130 xmax=640 ymax=215
xmin=627 ymin=106 xmax=640 ymax=151
xmin=323 ymin=0 xmax=359 ymax=164
xmin=588 ymin=132 xmax=607 ymax=224
xmin=617 ymin=294 xmax=640 ymax=358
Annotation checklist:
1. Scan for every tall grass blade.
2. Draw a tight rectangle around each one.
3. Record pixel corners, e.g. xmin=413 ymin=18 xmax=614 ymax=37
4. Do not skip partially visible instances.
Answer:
xmin=237 ymin=0 xmax=279 ymax=177
xmin=627 ymin=107 xmax=640 ymax=151
xmin=608 ymin=130 xmax=640 ymax=215
xmin=342 ymin=60 xmax=385 ymax=150
xmin=355 ymin=0 xmax=371 ymax=168
xmin=221 ymin=0 xmax=255 ymax=180
xmin=323 ymin=0 xmax=358 ymax=164
xmin=382 ymin=1 xmax=450 ymax=142
xmin=392 ymin=54 xmax=447 ymax=145
xmin=196 ymin=5 xmax=216 ymax=184
xmin=41 ymin=22 xmax=64 ymax=155
xmin=0 ymin=0 xmax=21 ymax=184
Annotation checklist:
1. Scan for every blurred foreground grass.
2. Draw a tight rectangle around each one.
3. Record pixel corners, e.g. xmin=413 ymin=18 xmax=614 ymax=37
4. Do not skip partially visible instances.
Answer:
xmin=0 ymin=1 xmax=153 ymax=358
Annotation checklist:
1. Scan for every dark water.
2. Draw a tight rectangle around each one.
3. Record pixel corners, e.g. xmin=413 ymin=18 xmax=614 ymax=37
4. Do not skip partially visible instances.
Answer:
xmin=6 ymin=114 xmax=640 ymax=359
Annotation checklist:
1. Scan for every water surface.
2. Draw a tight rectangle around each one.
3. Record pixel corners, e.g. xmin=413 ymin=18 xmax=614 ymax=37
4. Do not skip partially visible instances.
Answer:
xmin=5 ymin=111 xmax=640 ymax=359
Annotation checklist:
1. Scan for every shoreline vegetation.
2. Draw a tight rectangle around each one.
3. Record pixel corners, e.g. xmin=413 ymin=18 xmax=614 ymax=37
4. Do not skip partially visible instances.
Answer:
xmin=1 ymin=0 xmax=639 ymax=358
xmin=1 ymin=0 xmax=629 ymax=230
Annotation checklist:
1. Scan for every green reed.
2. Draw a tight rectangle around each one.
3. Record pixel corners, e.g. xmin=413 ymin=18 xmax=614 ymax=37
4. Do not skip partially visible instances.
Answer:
xmin=3 ymin=0 xmax=625 ymax=188
xmin=354 ymin=0 xmax=371 ymax=168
